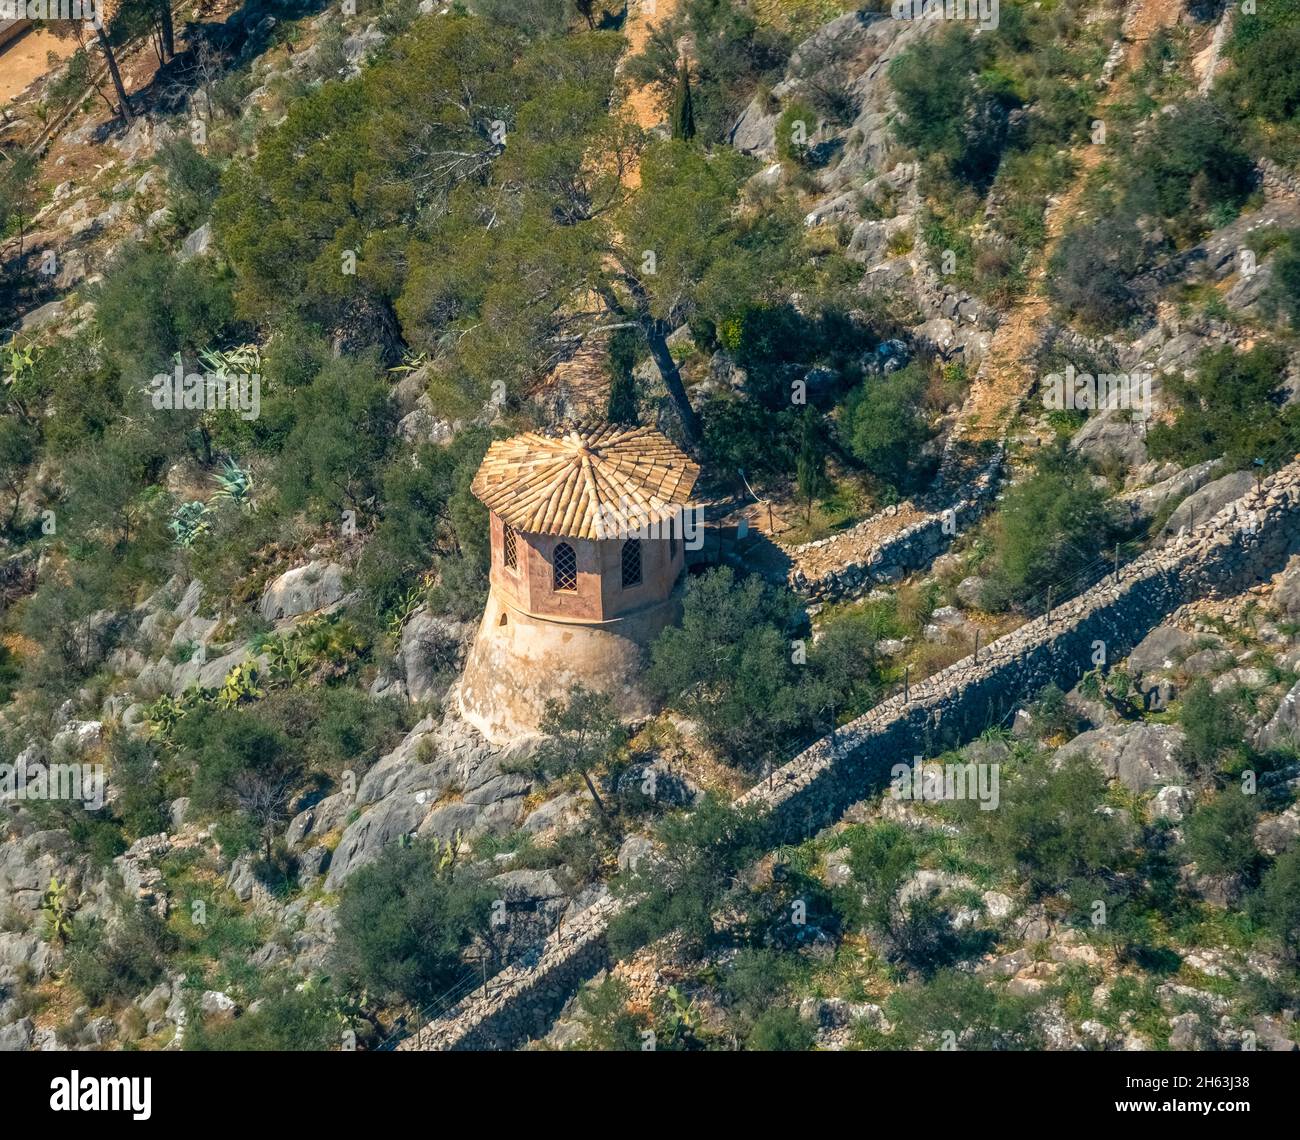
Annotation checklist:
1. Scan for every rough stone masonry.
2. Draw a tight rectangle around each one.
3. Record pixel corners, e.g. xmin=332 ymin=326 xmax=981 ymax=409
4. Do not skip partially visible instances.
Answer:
xmin=401 ymin=457 xmax=1300 ymax=1051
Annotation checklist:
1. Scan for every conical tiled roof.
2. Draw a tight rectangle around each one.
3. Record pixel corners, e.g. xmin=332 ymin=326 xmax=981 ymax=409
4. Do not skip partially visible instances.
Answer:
xmin=471 ymin=423 xmax=699 ymax=540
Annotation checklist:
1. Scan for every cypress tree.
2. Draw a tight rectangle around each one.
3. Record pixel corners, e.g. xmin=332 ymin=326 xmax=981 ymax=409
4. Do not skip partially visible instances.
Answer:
xmin=796 ymin=410 xmax=830 ymax=523
xmin=671 ymin=61 xmax=696 ymax=142
xmin=606 ymin=328 xmax=641 ymax=426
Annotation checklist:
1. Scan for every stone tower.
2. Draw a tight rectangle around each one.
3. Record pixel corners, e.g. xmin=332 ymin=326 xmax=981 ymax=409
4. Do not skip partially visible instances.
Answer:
xmin=457 ymin=423 xmax=700 ymax=743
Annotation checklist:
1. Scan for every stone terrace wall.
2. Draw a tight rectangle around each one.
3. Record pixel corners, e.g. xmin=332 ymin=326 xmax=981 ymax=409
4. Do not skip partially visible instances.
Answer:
xmin=397 ymin=896 xmax=622 ymax=1051
xmin=405 ymin=460 xmax=1300 ymax=1051
xmin=1261 ymin=158 xmax=1300 ymax=203
xmin=0 ymin=20 xmax=30 ymax=53
xmin=741 ymin=464 xmax=1300 ymax=833
xmin=789 ymin=459 xmax=1002 ymax=601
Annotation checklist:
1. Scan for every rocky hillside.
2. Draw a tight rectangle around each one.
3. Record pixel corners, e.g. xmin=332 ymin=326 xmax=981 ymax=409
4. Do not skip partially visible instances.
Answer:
xmin=1 ymin=0 xmax=1299 ymax=1054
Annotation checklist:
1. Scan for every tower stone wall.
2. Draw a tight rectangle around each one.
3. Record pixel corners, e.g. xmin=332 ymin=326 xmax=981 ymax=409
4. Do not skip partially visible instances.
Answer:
xmin=456 ymin=582 xmax=682 ymax=743
xmin=460 ymin=425 xmax=699 ymax=742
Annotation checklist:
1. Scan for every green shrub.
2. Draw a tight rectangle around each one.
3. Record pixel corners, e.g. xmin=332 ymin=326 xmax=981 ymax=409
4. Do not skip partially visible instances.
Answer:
xmin=1147 ymin=345 xmax=1300 ymax=471
xmin=1269 ymin=232 xmax=1300 ymax=324
xmin=1226 ymin=1 xmax=1300 ymax=128
xmin=747 ymin=1006 xmax=815 ymax=1051
xmin=571 ymin=976 xmax=648 ymax=1051
xmin=979 ymin=441 xmax=1117 ymax=610
xmin=93 ymin=245 xmax=239 ymax=376
xmin=608 ymin=795 xmax=768 ymax=960
xmin=889 ymin=26 xmax=1018 ymax=191
xmin=718 ymin=947 xmax=799 ymax=1030
xmin=354 ymin=427 xmax=492 ymax=624
xmin=1128 ymin=100 xmax=1256 ymax=235
xmin=158 ymin=137 xmax=223 ymax=231
xmin=774 ymin=99 xmax=817 ymax=166
xmin=111 ymin=734 xmax=169 ymax=840
xmin=275 ymin=354 xmax=396 ymax=518
xmin=179 ymin=708 xmax=301 ymax=860
xmin=884 ymin=968 xmax=1044 ymax=1049
xmin=186 ymin=981 xmax=344 ymax=1051
xmin=648 ymin=568 xmax=813 ymax=768
xmin=66 ymin=906 xmax=176 ymax=1007
xmin=332 ymin=838 xmax=494 ymax=1008
xmin=1047 ymin=214 xmax=1146 ymax=331
xmin=966 ymin=751 xmax=1133 ymax=894
xmin=840 ymin=363 xmax=931 ymax=491
xmin=1183 ymin=789 xmax=1261 ymax=879
xmin=1175 ymin=678 xmax=1250 ymax=778
xmin=1253 ymin=847 xmax=1300 ymax=960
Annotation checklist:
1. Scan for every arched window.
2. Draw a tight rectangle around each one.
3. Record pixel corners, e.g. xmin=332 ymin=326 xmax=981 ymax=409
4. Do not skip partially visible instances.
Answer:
xmin=621 ymin=539 xmax=642 ymax=588
xmin=553 ymin=542 xmax=577 ymax=591
xmin=502 ymin=523 xmax=518 ymax=569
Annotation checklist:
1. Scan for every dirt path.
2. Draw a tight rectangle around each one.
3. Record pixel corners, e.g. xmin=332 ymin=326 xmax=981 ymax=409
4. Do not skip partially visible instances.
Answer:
xmin=623 ymin=0 xmax=679 ymax=133
xmin=0 ymin=28 xmax=76 ymax=106
xmin=952 ymin=0 xmax=1185 ymax=446
xmin=532 ymin=1 xmax=681 ymax=414
xmin=1194 ymin=3 xmax=1233 ymax=95
xmin=790 ymin=0 xmax=1186 ymax=585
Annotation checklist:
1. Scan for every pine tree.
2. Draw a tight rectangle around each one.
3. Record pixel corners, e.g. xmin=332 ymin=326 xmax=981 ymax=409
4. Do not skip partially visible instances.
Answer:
xmin=95 ymin=21 xmax=134 ymax=124
xmin=48 ymin=16 xmax=133 ymax=124
xmin=671 ymin=61 xmax=696 ymax=142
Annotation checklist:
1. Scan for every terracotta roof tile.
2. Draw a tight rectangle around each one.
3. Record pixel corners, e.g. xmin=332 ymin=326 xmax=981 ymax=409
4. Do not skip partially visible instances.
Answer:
xmin=471 ymin=422 xmax=699 ymax=540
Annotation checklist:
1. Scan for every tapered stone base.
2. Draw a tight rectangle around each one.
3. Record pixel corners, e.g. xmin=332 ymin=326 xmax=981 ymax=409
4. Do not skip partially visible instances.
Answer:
xmin=456 ymin=585 xmax=682 ymax=744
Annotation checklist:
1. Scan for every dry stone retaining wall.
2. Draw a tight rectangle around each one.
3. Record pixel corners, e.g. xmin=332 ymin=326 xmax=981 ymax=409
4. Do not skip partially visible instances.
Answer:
xmin=743 ymin=465 xmax=1300 ymax=832
xmin=789 ymin=459 xmax=1003 ymax=601
xmin=405 ymin=460 xmax=1300 ymax=1051
xmin=397 ymin=896 xmax=622 ymax=1052
xmin=1260 ymin=158 xmax=1300 ymax=203
xmin=0 ymin=20 xmax=30 ymax=52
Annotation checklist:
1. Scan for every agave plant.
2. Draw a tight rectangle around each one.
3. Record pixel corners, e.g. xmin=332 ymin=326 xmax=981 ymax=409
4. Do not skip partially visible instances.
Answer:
xmin=387 ymin=349 xmax=430 ymax=375
xmin=211 ymin=459 xmax=254 ymax=510
xmin=169 ymin=500 xmax=211 ymax=547
xmin=199 ymin=343 xmax=262 ymax=377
